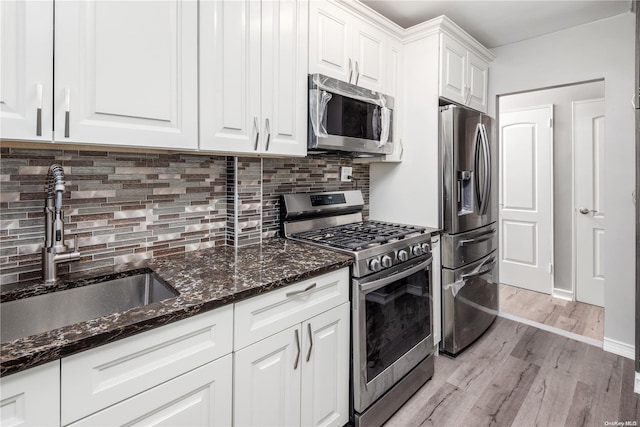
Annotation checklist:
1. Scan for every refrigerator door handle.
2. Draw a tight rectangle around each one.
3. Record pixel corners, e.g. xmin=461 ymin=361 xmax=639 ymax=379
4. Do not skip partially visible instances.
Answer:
xmin=480 ymin=123 xmax=491 ymax=216
xmin=474 ymin=124 xmax=484 ymax=213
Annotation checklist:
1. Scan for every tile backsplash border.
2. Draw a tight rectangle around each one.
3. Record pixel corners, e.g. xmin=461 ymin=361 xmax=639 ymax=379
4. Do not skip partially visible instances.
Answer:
xmin=0 ymin=146 xmax=369 ymax=285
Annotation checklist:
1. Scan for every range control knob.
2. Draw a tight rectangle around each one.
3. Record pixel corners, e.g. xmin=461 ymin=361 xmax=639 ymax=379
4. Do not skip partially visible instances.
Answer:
xmin=397 ymin=250 xmax=409 ymax=262
xmin=369 ymin=258 xmax=381 ymax=272
xmin=381 ymin=255 xmax=393 ymax=268
xmin=412 ymin=245 xmax=423 ymax=256
xmin=421 ymin=243 xmax=431 ymax=254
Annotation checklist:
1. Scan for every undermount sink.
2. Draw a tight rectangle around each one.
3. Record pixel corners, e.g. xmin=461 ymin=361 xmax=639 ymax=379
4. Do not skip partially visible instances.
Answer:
xmin=1 ymin=271 xmax=179 ymax=343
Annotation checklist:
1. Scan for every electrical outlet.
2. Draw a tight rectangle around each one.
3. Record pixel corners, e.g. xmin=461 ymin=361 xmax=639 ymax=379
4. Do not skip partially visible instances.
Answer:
xmin=341 ymin=167 xmax=353 ymax=182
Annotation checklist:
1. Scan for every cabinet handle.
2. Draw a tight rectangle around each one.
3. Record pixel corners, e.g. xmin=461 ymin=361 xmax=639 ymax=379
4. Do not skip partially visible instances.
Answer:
xmin=306 ymin=323 xmax=313 ymax=362
xmin=355 ymin=61 xmax=360 ymax=86
xmin=64 ymin=88 xmax=71 ymax=138
xmin=348 ymin=58 xmax=353 ymax=84
xmin=285 ymin=283 xmax=316 ymax=298
xmin=294 ymin=329 xmax=300 ymax=370
xmin=36 ymin=83 xmax=43 ymax=136
xmin=253 ymin=116 xmax=259 ymax=150
xmin=264 ymin=118 xmax=271 ymax=151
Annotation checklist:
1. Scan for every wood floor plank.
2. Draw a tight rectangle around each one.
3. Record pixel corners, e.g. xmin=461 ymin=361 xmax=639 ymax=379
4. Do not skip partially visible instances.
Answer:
xmin=618 ymin=359 xmax=640 ymax=422
xmin=385 ymin=317 xmax=636 ymax=427
xmin=460 ymin=356 xmax=540 ymax=426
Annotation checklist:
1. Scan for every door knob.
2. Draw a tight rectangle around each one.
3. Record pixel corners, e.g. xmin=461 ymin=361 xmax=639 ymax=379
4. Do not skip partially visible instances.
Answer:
xmin=579 ymin=208 xmax=596 ymax=214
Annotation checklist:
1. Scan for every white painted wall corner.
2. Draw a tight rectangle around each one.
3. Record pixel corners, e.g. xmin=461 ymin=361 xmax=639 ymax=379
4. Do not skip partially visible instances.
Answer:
xmin=552 ymin=288 xmax=573 ymax=301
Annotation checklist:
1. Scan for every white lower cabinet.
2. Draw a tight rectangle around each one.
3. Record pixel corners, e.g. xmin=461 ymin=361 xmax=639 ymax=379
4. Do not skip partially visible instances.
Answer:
xmin=234 ymin=267 xmax=350 ymax=427
xmin=68 ymin=355 xmax=232 ymax=427
xmin=0 ymin=361 xmax=60 ymax=427
xmin=235 ymin=303 xmax=350 ymax=427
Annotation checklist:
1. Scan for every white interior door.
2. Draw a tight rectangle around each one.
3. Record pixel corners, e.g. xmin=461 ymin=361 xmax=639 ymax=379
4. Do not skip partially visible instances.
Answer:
xmin=574 ymin=99 xmax=605 ymax=307
xmin=499 ymin=106 xmax=554 ymax=294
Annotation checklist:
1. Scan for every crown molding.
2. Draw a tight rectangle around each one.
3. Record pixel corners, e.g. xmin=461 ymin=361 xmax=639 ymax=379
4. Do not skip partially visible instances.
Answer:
xmin=332 ymin=1 xmax=496 ymax=62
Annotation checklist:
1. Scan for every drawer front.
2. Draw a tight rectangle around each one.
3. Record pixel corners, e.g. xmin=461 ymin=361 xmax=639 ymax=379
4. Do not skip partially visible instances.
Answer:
xmin=234 ymin=268 xmax=349 ymax=350
xmin=61 ymin=305 xmax=233 ymax=425
xmin=69 ymin=354 xmax=232 ymax=427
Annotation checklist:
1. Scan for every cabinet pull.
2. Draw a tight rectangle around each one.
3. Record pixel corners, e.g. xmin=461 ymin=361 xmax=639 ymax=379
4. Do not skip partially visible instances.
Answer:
xmin=253 ymin=117 xmax=259 ymax=150
xmin=348 ymin=58 xmax=353 ymax=84
xmin=294 ymin=329 xmax=300 ymax=370
xmin=355 ymin=61 xmax=360 ymax=85
xmin=36 ymin=83 xmax=43 ymax=136
xmin=64 ymin=88 xmax=71 ymax=138
xmin=265 ymin=118 xmax=271 ymax=151
xmin=285 ymin=283 xmax=316 ymax=298
xmin=306 ymin=323 xmax=313 ymax=362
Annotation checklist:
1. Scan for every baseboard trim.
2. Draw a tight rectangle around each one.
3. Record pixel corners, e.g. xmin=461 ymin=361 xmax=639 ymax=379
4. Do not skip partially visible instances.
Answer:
xmin=551 ymin=288 xmax=574 ymax=301
xmin=497 ymin=312 xmax=602 ymax=348
xmin=602 ymin=337 xmax=635 ymax=360
xmin=635 ymin=372 xmax=640 ymax=394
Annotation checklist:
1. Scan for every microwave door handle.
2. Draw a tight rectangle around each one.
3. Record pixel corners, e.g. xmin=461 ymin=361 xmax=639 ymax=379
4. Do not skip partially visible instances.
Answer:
xmin=359 ymin=258 xmax=432 ymax=294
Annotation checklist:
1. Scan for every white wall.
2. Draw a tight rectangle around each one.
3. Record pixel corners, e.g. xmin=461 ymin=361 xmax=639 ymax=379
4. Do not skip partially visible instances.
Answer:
xmin=500 ymin=81 xmax=605 ymax=295
xmin=490 ymin=13 xmax=635 ymax=350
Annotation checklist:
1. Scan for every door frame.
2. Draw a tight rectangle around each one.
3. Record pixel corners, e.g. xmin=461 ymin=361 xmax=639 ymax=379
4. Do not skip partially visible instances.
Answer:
xmin=571 ymin=98 xmax=606 ymax=304
xmin=498 ymin=104 xmax=555 ymax=295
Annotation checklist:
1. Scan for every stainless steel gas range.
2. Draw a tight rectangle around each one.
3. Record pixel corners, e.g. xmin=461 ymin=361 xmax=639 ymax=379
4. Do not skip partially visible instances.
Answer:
xmin=281 ymin=190 xmax=434 ymax=427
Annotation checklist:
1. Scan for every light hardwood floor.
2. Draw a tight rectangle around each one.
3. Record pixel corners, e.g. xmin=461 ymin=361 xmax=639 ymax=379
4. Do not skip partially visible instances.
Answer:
xmin=384 ymin=318 xmax=638 ymax=427
xmin=499 ymin=283 xmax=604 ymax=341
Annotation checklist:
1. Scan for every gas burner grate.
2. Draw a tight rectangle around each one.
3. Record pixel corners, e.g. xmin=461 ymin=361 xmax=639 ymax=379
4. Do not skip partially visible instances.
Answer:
xmin=292 ymin=220 xmax=425 ymax=251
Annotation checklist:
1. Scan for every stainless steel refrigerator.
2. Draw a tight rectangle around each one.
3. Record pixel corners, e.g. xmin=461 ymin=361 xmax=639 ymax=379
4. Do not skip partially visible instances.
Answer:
xmin=439 ymin=104 xmax=498 ymax=356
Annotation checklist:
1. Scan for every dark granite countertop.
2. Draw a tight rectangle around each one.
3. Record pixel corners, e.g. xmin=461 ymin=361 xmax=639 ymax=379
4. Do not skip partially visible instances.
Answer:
xmin=0 ymin=238 xmax=353 ymax=377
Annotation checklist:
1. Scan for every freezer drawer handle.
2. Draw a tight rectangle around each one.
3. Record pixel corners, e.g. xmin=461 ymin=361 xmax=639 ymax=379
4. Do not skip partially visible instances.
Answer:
xmin=460 ymin=257 xmax=496 ymax=280
xmin=459 ymin=230 xmax=496 ymax=246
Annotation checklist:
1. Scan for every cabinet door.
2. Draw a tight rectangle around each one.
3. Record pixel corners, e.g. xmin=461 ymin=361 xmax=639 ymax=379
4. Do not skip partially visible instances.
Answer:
xmin=0 ymin=0 xmax=53 ymax=141
xmin=351 ymin=18 xmax=386 ymax=92
xmin=466 ymin=50 xmax=489 ymax=113
xmin=260 ymin=0 xmax=308 ymax=157
xmin=234 ymin=325 xmax=302 ymax=427
xmin=200 ymin=0 xmax=261 ymax=154
xmin=439 ymin=34 xmax=467 ymax=105
xmin=301 ymin=303 xmax=350 ymax=427
xmin=308 ymin=1 xmax=352 ymax=84
xmin=54 ymin=1 xmax=198 ymax=149
xmin=0 ymin=361 xmax=60 ymax=427
xmin=69 ymin=355 xmax=232 ymax=427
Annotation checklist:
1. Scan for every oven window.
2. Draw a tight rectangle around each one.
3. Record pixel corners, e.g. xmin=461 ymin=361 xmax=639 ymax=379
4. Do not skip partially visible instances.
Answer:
xmin=365 ymin=267 xmax=431 ymax=381
xmin=325 ymin=93 xmax=388 ymax=141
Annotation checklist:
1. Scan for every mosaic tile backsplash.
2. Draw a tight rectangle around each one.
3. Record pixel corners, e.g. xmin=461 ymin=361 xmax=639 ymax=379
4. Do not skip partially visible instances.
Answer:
xmin=0 ymin=147 xmax=370 ymax=285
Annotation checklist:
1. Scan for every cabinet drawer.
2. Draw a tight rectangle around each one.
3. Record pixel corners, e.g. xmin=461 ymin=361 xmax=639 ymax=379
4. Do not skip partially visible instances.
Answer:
xmin=69 ymin=354 xmax=232 ymax=427
xmin=61 ymin=304 xmax=233 ymax=425
xmin=234 ymin=268 xmax=349 ymax=350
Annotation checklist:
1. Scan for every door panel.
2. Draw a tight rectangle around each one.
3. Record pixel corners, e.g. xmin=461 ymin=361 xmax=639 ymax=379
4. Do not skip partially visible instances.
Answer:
xmin=200 ymin=0 xmax=260 ymax=153
xmin=467 ymin=51 xmax=488 ymax=113
xmin=575 ymin=99 xmax=605 ymax=307
xmin=499 ymin=106 xmax=553 ymax=294
xmin=261 ymin=0 xmax=307 ymax=156
xmin=352 ymin=19 xmax=385 ymax=92
xmin=234 ymin=325 xmax=301 ymax=427
xmin=0 ymin=0 xmax=53 ymax=141
xmin=439 ymin=34 xmax=466 ymax=104
xmin=55 ymin=1 xmax=198 ymax=149
xmin=308 ymin=2 xmax=351 ymax=83
xmin=301 ymin=304 xmax=350 ymax=427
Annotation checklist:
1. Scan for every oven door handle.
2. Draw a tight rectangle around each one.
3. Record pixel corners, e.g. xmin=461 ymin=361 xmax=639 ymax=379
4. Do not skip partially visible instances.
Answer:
xmin=358 ymin=258 xmax=432 ymax=294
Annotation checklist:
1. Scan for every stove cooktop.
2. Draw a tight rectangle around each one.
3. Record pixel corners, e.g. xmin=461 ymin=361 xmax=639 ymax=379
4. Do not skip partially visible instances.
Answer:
xmin=291 ymin=220 xmax=426 ymax=252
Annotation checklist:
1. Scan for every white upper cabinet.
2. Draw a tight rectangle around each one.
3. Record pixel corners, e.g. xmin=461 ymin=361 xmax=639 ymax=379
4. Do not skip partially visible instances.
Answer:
xmin=54 ymin=1 xmax=198 ymax=149
xmin=200 ymin=0 xmax=308 ymax=157
xmin=439 ymin=33 xmax=489 ymax=113
xmin=0 ymin=0 xmax=53 ymax=142
xmin=309 ymin=1 xmax=387 ymax=93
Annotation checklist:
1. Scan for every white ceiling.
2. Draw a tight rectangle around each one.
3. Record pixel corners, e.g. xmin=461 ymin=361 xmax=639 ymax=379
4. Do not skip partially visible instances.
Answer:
xmin=360 ymin=0 xmax=632 ymax=48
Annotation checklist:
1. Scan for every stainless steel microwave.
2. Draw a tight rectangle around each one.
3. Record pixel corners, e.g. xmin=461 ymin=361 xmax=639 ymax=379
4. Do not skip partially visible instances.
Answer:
xmin=308 ymin=74 xmax=394 ymax=157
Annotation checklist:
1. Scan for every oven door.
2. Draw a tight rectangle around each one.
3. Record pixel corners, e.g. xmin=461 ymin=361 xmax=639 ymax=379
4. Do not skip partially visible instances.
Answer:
xmin=352 ymin=257 xmax=433 ymax=413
